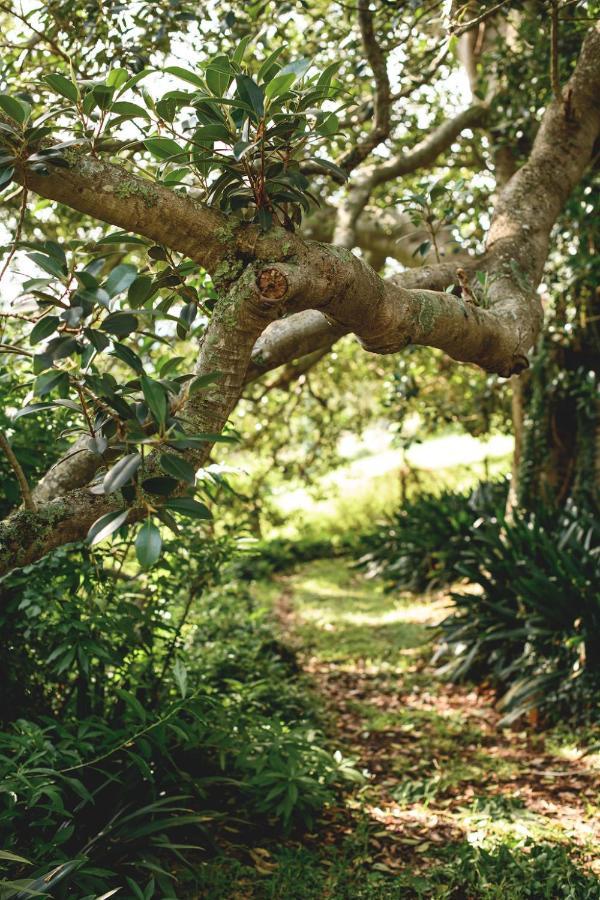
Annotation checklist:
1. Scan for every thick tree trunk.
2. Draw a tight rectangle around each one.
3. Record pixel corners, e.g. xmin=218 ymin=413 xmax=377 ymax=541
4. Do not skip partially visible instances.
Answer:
xmin=516 ymin=293 xmax=600 ymax=510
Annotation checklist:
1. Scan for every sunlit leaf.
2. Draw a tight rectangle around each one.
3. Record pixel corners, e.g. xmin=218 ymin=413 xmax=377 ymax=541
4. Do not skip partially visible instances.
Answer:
xmin=103 ymin=452 xmax=142 ymax=493
xmin=87 ymin=509 xmax=129 ymax=545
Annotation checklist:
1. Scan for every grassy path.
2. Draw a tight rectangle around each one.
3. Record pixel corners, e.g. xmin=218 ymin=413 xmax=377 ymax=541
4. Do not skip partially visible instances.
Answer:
xmin=263 ymin=560 xmax=600 ymax=898
xmin=200 ymin=559 xmax=599 ymax=898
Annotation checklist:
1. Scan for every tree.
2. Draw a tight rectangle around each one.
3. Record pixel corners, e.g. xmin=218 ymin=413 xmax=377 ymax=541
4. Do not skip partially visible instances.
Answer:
xmin=0 ymin=0 xmax=598 ymax=574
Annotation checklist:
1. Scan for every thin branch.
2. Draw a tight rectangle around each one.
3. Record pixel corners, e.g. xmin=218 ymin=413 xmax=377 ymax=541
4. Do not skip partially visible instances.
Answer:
xmin=0 ymin=430 xmax=35 ymax=510
xmin=338 ymin=0 xmax=392 ymax=173
xmin=449 ymin=0 xmax=512 ymax=36
xmin=0 ymin=2 xmax=71 ymax=62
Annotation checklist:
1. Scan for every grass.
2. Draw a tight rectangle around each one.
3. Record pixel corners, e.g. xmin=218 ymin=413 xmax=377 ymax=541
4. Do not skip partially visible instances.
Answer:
xmin=279 ymin=559 xmax=448 ymax=666
xmin=268 ymin=443 xmax=511 ymax=544
xmin=199 ymin=560 xmax=600 ymax=899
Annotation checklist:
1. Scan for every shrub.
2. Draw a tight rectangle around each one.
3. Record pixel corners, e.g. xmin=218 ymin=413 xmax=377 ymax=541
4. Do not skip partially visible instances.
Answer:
xmin=0 ymin=537 xmax=359 ymax=897
xmin=355 ymin=479 xmax=509 ymax=592
xmin=435 ymin=501 xmax=600 ymax=723
xmin=233 ymin=534 xmax=355 ymax=580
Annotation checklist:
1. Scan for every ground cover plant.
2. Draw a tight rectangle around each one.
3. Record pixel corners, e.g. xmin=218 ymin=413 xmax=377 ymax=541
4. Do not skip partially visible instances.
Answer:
xmin=0 ymin=539 xmax=360 ymax=897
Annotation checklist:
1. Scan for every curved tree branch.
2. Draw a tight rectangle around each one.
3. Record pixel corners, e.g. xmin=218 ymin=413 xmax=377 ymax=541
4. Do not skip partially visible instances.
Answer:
xmin=338 ymin=0 xmax=392 ymax=173
xmin=1 ymin=22 xmax=599 ymax=576
xmin=334 ymin=102 xmax=488 ymax=247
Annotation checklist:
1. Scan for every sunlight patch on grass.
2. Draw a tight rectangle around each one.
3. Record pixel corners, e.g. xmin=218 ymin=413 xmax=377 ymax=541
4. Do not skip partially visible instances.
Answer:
xmin=283 ymin=559 xmax=441 ymax=664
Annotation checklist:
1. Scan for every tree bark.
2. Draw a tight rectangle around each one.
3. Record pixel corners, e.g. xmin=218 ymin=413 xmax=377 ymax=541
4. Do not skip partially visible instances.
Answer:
xmin=1 ymin=22 xmax=599 ymax=575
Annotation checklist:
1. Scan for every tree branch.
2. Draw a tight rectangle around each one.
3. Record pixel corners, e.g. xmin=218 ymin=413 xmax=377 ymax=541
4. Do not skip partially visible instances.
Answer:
xmin=0 ymin=431 xmax=34 ymax=510
xmin=338 ymin=0 xmax=392 ymax=173
xmin=2 ymin=22 xmax=599 ymax=576
xmin=334 ymin=103 xmax=488 ymax=247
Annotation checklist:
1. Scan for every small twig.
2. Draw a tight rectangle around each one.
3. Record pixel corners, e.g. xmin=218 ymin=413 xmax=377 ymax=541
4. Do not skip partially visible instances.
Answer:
xmin=449 ymin=0 xmax=511 ymax=36
xmin=0 ymin=430 xmax=35 ymax=510
xmin=0 ymin=187 xmax=28 ymax=286
xmin=338 ymin=0 xmax=392 ymax=173
xmin=0 ymin=186 xmax=29 ymax=345
xmin=456 ymin=267 xmax=476 ymax=303
xmin=0 ymin=2 xmax=71 ymax=62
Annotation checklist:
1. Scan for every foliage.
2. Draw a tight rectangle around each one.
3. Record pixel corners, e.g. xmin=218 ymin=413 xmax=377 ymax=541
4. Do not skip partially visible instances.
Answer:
xmin=435 ymin=500 xmax=600 ymax=723
xmin=186 ymin=840 xmax=600 ymax=899
xmin=383 ymin=346 xmax=511 ymax=448
xmin=234 ymin=534 xmax=354 ymax=580
xmin=355 ymin=478 xmax=509 ymax=593
xmin=406 ymin=841 xmax=600 ymax=900
xmin=0 ymin=537 xmax=358 ymax=897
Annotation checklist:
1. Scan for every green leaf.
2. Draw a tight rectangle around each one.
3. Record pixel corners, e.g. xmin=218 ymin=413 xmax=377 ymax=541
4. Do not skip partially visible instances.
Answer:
xmin=128 ymin=275 xmax=156 ymax=308
xmin=106 ymin=67 xmax=129 ymax=88
xmin=176 ymin=301 xmax=197 ymax=338
xmin=264 ymin=72 xmax=296 ymax=100
xmin=0 ymin=93 xmax=28 ymax=123
xmin=236 ymin=75 xmax=264 ymax=118
xmin=163 ymin=497 xmax=212 ymax=519
xmin=232 ymin=34 xmax=254 ymax=65
xmin=188 ymin=371 xmax=224 ymax=395
xmin=233 ymin=140 xmax=253 ymax=160
xmin=27 ymin=251 xmax=66 ymax=278
xmin=44 ymin=73 xmax=79 ymax=102
xmin=206 ymin=56 xmax=233 ymax=96
xmin=258 ymin=48 xmax=285 ymax=83
xmin=160 ymin=453 xmax=196 ymax=484
xmin=105 ymin=263 xmax=138 ymax=297
xmin=158 ymin=355 xmax=185 ymax=377
xmin=34 ymin=369 xmax=68 ymax=397
xmin=165 ymin=66 xmax=206 ymax=88
xmin=0 ymin=850 xmax=32 ymax=864
xmin=142 ymin=475 xmax=178 ymax=495
xmin=308 ymin=156 xmax=348 ymax=181
xmin=30 ymin=315 xmax=60 ymax=344
xmin=13 ymin=401 xmax=63 ymax=420
xmin=135 ymin=520 xmax=162 ymax=568
xmin=110 ymin=342 xmax=144 ymax=374
xmin=316 ymin=112 xmax=338 ymax=137
xmin=111 ymin=101 xmax=151 ymax=119
xmin=103 ymin=452 xmax=142 ymax=493
xmin=194 ymin=123 xmax=230 ymax=142
xmin=168 ymin=432 xmax=237 ymax=447
xmin=140 ymin=373 xmax=167 ymax=428
xmin=144 ymin=137 xmax=184 ymax=160
xmin=257 ymin=208 xmax=273 ymax=231
xmin=92 ymin=83 xmax=114 ymax=110
xmin=279 ymin=58 xmax=312 ymax=78
xmin=173 ymin=658 xmax=188 ymax=698
xmin=87 ymin=509 xmax=129 ymax=545
xmin=101 ymin=312 xmax=138 ymax=337
xmin=0 ymin=166 xmax=14 ymax=189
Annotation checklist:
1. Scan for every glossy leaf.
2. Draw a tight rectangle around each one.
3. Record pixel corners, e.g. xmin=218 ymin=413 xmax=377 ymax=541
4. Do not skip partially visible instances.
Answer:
xmin=135 ymin=520 xmax=162 ymax=568
xmin=159 ymin=453 xmax=196 ymax=484
xmin=163 ymin=497 xmax=212 ymax=519
xmin=103 ymin=452 xmax=142 ymax=493
xmin=87 ymin=509 xmax=129 ymax=545
xmin=44 ymin=73 xmax=79 ymax=102
xmin=140 ymin=373 xmax=167 ymax=428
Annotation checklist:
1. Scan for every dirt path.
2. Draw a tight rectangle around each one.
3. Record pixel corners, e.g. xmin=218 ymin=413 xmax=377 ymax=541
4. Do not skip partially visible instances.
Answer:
xmin=274 ymin=560 xmax=600 ymax=888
